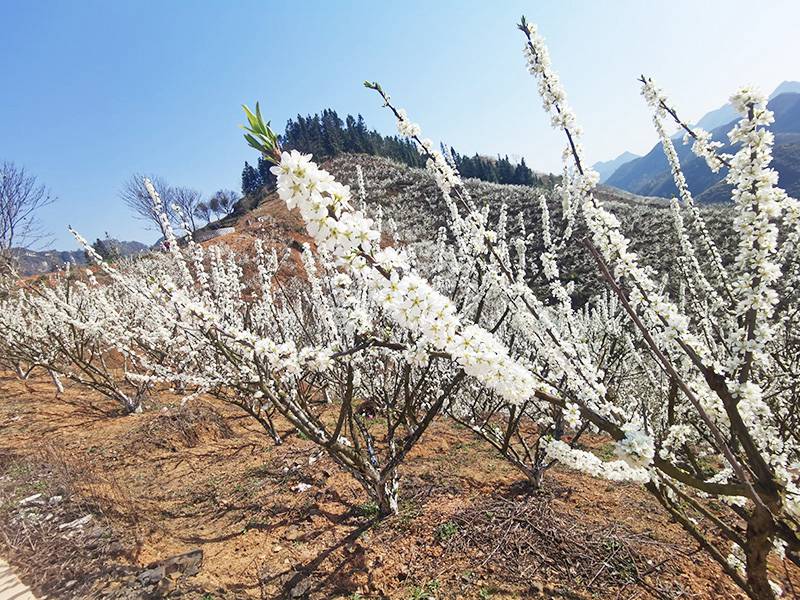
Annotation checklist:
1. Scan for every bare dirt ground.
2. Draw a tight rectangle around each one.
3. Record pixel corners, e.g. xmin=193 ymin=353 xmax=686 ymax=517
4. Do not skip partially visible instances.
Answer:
xmin=1 ymin=371 xmax=796 ymax=599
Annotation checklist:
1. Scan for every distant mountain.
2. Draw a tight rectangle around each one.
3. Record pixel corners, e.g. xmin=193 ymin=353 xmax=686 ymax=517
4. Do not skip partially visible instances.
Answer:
xmin=771 ymin=81 xmax=800 ymax=98
xmin=666 ymin=81 xmax=800 ymax=140
xmin=12 ymin=239 xmax=148 ymax=276
xmin=606 ymin=91 xmax=800 ymax=202
xmin=693 ymin=103 xmax=738 ymax=133
xmin=598 ymin=93 xmax=767 ymax=181
xmin=592 ymin=151 xmax=640 ymax=183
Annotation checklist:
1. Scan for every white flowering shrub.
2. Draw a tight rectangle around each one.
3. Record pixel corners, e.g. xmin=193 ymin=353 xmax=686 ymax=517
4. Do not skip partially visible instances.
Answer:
xmin=0 ymin=261 xmax=165 ymax=412
xmin=491 ymin=18 xmax=798 ymax=598
xmin=0 ymin=275 xmax=40 ymax=380
xmin=1 ymin=15 xmax=798 ymax=598
xmin=254 ymin=18 xmax=797 ymax=597
xmin=115 ymin=175 xmax=482 ymax=515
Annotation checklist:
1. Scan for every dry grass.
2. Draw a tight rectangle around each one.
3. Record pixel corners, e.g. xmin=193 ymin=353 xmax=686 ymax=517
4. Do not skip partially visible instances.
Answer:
xmin=0 ymin=448 xmax=135 ymax=598
xmin=445 ymin=493 xmax=689 ymax=599
xmin=122 ymin=400 xmax=234 ymax=452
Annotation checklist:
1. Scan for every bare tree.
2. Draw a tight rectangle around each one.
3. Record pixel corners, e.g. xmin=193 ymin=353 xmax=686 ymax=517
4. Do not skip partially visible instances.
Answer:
xmin=193 ymin=201 xmax=212 ymax=224
xmin=0 ymin=162 xmax=55 ymax=273
xmin=171 ymin=186 xmax=203 ymax=232
xmin=120 ymin=174 xmax=174 ymax=231
xmin=209 ymin=189 xmax=240 ymax=218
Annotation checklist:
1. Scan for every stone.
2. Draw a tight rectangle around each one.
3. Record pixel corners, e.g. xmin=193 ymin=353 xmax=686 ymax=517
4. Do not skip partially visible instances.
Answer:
xmin=284 ymin=526 xmax=304 ymax=541
xmin=19 ymin=493 xmax=43 ymax=506
xmin=137 ymin=548 xmax=203 ymax=586
xmin=58 ymin=514 xmax=93 ymax=530
xmin=137 ymin=565 xmax=165 ymax=586
xmin=194 ymin=227 xmax=235 ymax=242
xmin=289 ymin=578 xmax=313 ymax=598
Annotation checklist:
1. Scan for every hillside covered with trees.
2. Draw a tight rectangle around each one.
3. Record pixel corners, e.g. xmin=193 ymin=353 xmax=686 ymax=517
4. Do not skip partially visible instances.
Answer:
xmin=240 ymin=109 xmax=553 ymax=196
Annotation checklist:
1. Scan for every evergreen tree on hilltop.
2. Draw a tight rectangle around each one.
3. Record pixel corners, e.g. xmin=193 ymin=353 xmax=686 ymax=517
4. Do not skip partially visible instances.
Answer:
xmin=240 ymin=109 xmax=546 ymax=197
xmin=321 ymin=109 xmax=345 ymax=156
xmin=88 ymin=233 xmax=121 ymax=263
xmin=241 ymin=161 xmax=263 ymax=197
xmin=356 ymin=115 xmax=374 ymax=154
xmin=496 ymin=155 xmax=515 ymax=183
xmin=257 ymin=156 xmax=277 ymax=189
xmin=513 ymin=158 xmax=535 ymax=185
xmin=240 ymin=158 xmax=279 ymax=197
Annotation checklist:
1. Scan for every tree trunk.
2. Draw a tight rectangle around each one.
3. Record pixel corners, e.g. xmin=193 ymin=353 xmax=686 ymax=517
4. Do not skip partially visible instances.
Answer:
xmin=510 ymin=458 xmax=544 ymax=491
xmin=49 ymin=370 xmax=64 ymax=394
xmin=123 ymin=394 xmax=142 ymax=414
xmin=252 ymin=409 xmax=282 ymax=445
xmin=14 ymin=363 xmax=28 ymax=380
xmin=375 ymin=474 xmax=399 ymax=518
xmin=529 ymin=444 xmax=550 ymax=490
xmin=528 ymin=465 xmax=544 ymax=490
xmin=745 ymin=506 xmax=777 ymax=600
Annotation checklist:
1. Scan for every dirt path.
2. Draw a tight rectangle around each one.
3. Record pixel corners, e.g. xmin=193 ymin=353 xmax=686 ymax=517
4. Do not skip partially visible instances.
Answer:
xmin=0 ymin=559 xmax=37 ymax=600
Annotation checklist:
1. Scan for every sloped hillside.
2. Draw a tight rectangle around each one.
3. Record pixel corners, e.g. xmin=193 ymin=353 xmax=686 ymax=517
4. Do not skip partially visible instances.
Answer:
xmin=319 ymin=153 xmax=735 ymax=301
xmin=52 ymin=153 xmax=733 ymax=299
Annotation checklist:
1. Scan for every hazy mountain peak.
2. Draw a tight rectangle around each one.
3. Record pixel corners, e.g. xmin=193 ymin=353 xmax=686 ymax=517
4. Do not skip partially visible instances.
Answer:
xmin=592 ymin=151 xmax=640 ymax=183
xmin=606 ymin=92 xmax=800 ymax=202
xmin=770 ymin=81 xmax=800 ymax=99
xmin=606 ymin=80 xmax=800 ymax=182
xmin=669 ymin=81 xmax=800 ymax=138
xmin=11 ymin=239 xmax=148 ymax=276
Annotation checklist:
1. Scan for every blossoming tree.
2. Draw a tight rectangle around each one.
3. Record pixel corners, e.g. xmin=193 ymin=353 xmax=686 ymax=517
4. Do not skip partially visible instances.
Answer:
xmin=238 ymin=18 xmax=799 ymax=596
xmin=0 ymin=14 xmax=797 ymax=598
xmin=514 ymin=19 xmax=799 ymax=597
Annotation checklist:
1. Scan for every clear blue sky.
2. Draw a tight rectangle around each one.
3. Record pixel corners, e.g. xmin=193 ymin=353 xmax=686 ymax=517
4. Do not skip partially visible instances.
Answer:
xmin=2 ymin=0 xmax=798 ymax=248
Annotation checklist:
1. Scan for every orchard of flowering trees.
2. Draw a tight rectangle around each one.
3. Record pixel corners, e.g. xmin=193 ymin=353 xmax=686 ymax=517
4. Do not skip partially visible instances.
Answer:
xmin=1 ymin=17 xmax=799 ymax=600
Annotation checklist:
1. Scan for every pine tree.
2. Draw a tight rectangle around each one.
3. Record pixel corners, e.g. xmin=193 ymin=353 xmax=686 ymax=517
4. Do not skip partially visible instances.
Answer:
xmin=356 ymin=115 xmax=374 ymax=153
xmin=257 ymin=156 xmax=277 ymax=189
xmin=320 ymin=109 xmax=344 ymax=157
xmin=241 ymin=162 xmax=263 ymax=197
xmin=242 ymin=109 xmax=542 ymax=189
xmin=496 ymin=155 xmax=515 ymax=184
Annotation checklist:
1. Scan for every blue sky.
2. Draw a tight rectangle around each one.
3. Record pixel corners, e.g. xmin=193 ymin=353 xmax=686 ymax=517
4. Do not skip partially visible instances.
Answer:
xmin=2 ymin=0 xmax=798 ymax=248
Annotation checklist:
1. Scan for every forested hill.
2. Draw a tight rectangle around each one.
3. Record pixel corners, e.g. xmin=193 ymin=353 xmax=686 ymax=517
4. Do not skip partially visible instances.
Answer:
xmin=239 ymin=109 xmax=556 ymax=196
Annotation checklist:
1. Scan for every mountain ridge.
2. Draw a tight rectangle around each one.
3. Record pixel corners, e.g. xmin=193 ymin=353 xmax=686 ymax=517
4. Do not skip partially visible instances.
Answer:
xmin=592 ymin=151 xmax=641 ymax=183
xmin=601 ymin=81 xmax=800 ymax=191
xmin=605 ymin=91 xmax=800 ymax=201
xmin=11 ymin=239 xmax=148 ymax=276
